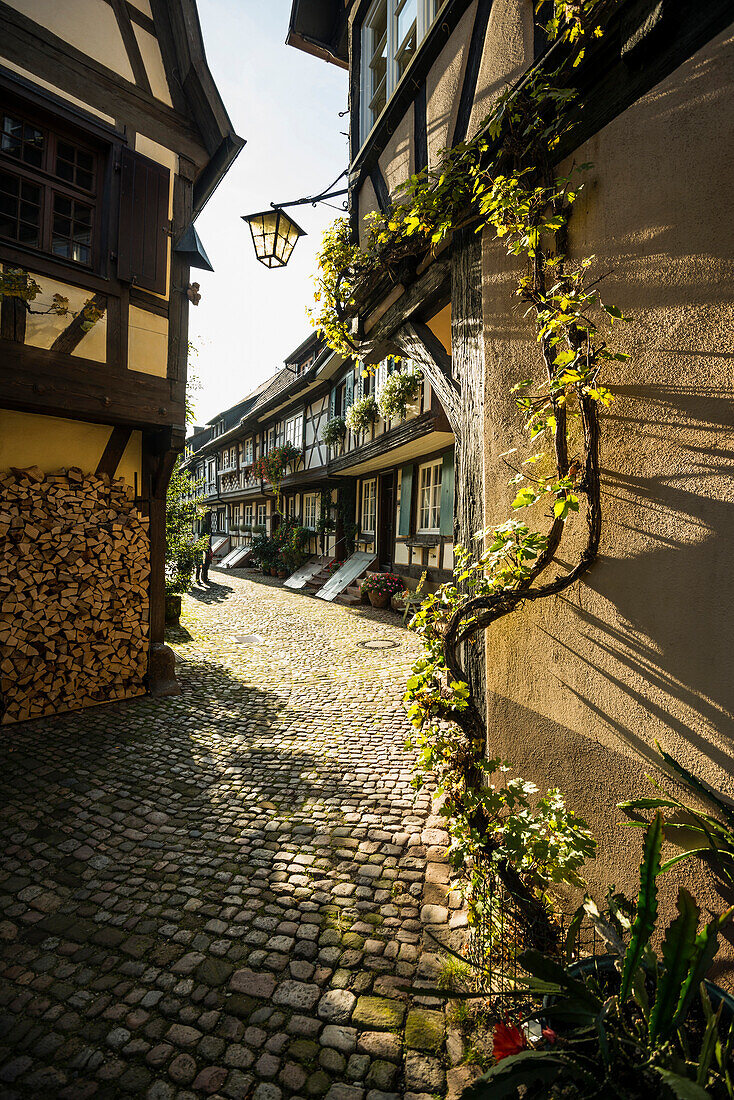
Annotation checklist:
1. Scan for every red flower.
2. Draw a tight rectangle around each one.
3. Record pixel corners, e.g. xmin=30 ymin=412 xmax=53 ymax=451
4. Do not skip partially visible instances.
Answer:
xmin=492 ymin=1020 xmax=528 ymax=1062
xmin=542 ymin=1027 xmax=558 ymax=1045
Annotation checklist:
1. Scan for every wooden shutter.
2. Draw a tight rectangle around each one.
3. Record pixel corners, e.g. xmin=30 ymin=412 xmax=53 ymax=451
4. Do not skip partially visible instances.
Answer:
xmin=399 ymin=464 xmax=414 ymax=536
xmin=117 ymin=148 xmax=170 ymax=294
xmin=440 ymin=448 xmax=454 ymax=537
xmin=345 ymin=370 xmax=354 ymax=410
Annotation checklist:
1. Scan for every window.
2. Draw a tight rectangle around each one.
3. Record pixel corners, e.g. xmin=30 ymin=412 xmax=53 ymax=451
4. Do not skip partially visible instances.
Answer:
xmin=361 ymin=0 xmax=437 ymax=141
xmin=285 ymin=414 xmax=303 ymax=447
xmin=303 ymin=493 xmax=319 ymax=530
xmin=245 ymin=439 xmax=253 ymax=464
xmin=361 ymin=478 xmax=377 ymax=534
xmin=418 ymin=459 xmax=442 ymax=531
xmin=257 ymin=504 xmax=267 ymax=527
xmin=0 ymin=108 xmax=99 ymax=265
xmin=244 ymin=504 xmax=253 ymax=528
xmin=333 ymin=380 xmax=347 ymax=418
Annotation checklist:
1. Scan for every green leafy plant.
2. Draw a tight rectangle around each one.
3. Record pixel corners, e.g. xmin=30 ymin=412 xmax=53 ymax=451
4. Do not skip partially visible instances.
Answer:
xmin=165 ymin=457 xmax=207 ymax=595
xmin=619 ymin=743 xmax=734 ymax=889
xmin=321 ymin=415 xmax=347 ymax=449
xmin=346 ymin=394 xmax=378 ymax=434
xmin=465 ymin=814 xmax=734 ymax=1100
xmin=251 ymin=530 xmax=275 ymax=571
xmin=377 ymin=368 xmax=422 ymax=422
xmin=280 ymin=525 xmax=310 ymax=574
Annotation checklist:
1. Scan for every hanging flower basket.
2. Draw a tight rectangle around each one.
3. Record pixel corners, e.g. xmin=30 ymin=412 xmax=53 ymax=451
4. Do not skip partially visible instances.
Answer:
xmin=377 ymin=369 xmax=422 ymax=422
xmin=346 ymin=394 xmax=378 ymax=434
xmin=321 ymin=415 xmax=347 ymax=448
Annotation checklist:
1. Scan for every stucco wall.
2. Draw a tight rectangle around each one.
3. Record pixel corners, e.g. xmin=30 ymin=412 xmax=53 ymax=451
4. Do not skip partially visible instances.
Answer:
xmin=480 ymin=29 xmax=734 ymax=960
xmin=0 ymin=410 xmax=142 ymax=488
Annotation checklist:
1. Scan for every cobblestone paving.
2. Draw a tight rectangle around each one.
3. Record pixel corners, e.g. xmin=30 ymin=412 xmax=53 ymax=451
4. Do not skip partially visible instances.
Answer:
xmin=0 ymin=571 xmax=469 ymax=1100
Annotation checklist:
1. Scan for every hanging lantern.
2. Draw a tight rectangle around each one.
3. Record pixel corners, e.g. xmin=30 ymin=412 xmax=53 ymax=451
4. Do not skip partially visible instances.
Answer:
xmin=241 ymin=208 xmax=306 ymax=268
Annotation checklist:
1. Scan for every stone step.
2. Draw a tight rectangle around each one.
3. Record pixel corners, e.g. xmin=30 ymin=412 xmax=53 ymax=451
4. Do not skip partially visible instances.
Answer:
xmin=335 ymin=592 xmax=362 ymax=606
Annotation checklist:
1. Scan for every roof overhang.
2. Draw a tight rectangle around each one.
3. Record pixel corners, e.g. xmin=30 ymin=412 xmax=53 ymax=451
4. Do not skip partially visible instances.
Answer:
xmin=286 ymin=0 xmax=349 ymax=69
xmin=151 ymin=0 xmax=245 ymax=217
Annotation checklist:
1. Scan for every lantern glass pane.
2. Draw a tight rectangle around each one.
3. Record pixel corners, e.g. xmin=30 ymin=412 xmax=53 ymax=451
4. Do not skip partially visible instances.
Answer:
xmin=244 ymin=208 xmax=305 ymax=267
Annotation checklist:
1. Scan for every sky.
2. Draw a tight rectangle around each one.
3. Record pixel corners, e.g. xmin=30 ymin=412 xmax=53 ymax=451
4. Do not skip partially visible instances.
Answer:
xmin=187 ymin=0 xmax=349 ymax=426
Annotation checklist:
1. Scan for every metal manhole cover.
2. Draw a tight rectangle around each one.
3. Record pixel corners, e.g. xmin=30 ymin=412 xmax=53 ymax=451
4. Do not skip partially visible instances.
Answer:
xmin=233 ymin=634 xmax=264 ymax=646
xmin=358 ymin=638 xmax=400 ymax=650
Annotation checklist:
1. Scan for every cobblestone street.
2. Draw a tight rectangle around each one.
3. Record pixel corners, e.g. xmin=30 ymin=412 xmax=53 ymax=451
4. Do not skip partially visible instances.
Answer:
xmin=0 ymin=571 xmax=465 ymax=1100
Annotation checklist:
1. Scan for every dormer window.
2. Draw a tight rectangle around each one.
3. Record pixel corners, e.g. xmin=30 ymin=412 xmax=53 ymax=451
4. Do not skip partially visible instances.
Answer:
xmin=360 ymin=0 xmax=437 ymax=143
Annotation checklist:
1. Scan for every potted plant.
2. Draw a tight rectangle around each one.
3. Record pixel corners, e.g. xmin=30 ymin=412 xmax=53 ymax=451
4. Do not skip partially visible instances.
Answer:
xmin=346 ymin=394 xmax=378 ymax=434
xmin=360 ymin=572 xmax=405 ymax=609
xmin=464 ymin=813 xmax=734 ymax=1100
xmin=321 ymin=415 xmax=347 ymax=449
xmin=377 ymin=368 xmax=422 ymax=422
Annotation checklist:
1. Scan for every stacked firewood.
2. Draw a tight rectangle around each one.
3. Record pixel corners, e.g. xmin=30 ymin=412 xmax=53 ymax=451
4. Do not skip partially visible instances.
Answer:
xmin=0 ymin=466 xmax=150 ymax=724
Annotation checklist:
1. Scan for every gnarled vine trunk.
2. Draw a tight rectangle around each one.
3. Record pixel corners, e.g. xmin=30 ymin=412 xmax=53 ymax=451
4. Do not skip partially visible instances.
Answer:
xmin=450 ymin=229 xmax=487 ymax=715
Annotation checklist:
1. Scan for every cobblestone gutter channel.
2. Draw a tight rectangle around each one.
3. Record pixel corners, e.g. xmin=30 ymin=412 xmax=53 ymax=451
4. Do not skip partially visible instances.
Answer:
xmin=0 ymin=571 xmax=472 ymax=1100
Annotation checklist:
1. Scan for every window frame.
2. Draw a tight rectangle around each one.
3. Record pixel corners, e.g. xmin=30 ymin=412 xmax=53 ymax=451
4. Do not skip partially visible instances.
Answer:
xmin=360 ymin=0 xmax=437 ymax=143
xmin=417 ymin=458 xmax=442 ymax=533
xmin=285 ymin=413 xmax=304 ymax=448
xmin=361 ymin=477 xmax=377 ymax=535
xmin=0 ymin=99 xmax=104 ymax=271
xmin=303 ymin=492 xmax=319 ymax=531
xmin=257 ymin=503 xmax=267 ymax=528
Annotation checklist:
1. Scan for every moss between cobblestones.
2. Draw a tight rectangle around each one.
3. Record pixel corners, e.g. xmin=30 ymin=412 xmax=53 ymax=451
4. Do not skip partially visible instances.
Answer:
xmin=405 ymin=1008 xmax=445 ymax=1053
xmin=352 ymin=996 xmax=406 ymax=1031
xmin=289 ymin=1038 xmax=319 ymax=1063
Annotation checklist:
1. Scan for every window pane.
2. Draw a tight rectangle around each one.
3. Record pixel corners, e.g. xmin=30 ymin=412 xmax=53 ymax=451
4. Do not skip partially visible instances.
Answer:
xmin=52 ymin=193 xmax=93 ymax=265
xmin=54 ymin=139 xmax=95 ymax=190
xmin=0 ymin=169 xmax=40 ymax=247
xmin=1 ymin=116 xmax=45 ymax=166
xmin=396 ymin=0 xmax=417 ymax=45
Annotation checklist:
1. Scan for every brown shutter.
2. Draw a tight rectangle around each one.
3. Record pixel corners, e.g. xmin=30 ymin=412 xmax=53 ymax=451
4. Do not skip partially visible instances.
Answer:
xmin=117 ymin=148 xmax=170 ymax=294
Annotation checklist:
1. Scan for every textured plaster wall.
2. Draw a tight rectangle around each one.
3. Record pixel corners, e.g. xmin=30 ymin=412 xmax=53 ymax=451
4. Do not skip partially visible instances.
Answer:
xmin=426 ymin=1 xmax=477 ymax=168
xmin=480 ymin=29 xmax=734 ymax=965
xmin=466 ymin=0 xmax=533 ymax=139
xmin=0 ymin=411 xmax=142 ymax=488
xmin=378 ymin=108 xmax=413 ymax=200
xmin=7 ymin=0 xmax=134 ymax=81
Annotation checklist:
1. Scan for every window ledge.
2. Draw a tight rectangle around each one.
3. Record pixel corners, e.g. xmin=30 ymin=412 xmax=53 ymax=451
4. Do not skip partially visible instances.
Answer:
xmin=405 ymin=533 xmax=441 ymax=546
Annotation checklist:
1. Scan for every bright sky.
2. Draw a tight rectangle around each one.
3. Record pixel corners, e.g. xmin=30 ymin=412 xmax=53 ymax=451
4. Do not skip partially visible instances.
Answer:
xmin=187 ymin=0 xmax=348 ymax=426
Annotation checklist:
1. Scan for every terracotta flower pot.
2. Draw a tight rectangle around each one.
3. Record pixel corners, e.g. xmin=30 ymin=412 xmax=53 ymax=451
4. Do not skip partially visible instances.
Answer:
xmin=270 ymin=567 xmax=278 ymax=577
xmin=278 ymin=571 xmax=288 ymax=579
xmin=368 ymin=591 xmax=390 ymax=609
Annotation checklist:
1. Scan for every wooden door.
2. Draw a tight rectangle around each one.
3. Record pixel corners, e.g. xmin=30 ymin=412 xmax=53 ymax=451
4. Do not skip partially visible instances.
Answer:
xmin=377 ymin=472 xmax=395 ymax=570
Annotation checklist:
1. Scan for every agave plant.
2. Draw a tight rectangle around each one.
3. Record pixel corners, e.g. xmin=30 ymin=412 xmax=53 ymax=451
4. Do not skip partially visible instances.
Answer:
xmin=464 ymin=814 xmax=734 ymax=1100
xmin=619 ymin=741 xmax=734 ymax=887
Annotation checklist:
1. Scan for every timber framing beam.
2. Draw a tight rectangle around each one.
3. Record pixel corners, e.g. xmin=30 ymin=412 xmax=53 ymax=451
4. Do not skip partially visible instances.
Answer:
xmin=0 ymin=339 xmax=185 ymax=429
xmin=0 ymin=2 xmax=207 ymax=167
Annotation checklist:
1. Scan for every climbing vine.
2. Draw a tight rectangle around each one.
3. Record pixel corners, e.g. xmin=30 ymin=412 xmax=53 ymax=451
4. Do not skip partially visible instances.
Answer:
xmin=311 ymin=1 xmax=627 ymax=916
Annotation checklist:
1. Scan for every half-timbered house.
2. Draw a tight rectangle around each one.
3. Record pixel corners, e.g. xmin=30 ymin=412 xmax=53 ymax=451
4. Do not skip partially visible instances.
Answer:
xmin=184 ymin=329 xmax=457 ymax=589
xmin=0 ymin=0 xmax=242 ymax=721
xmin=285 ymin=1 xmax=734 ymax=922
